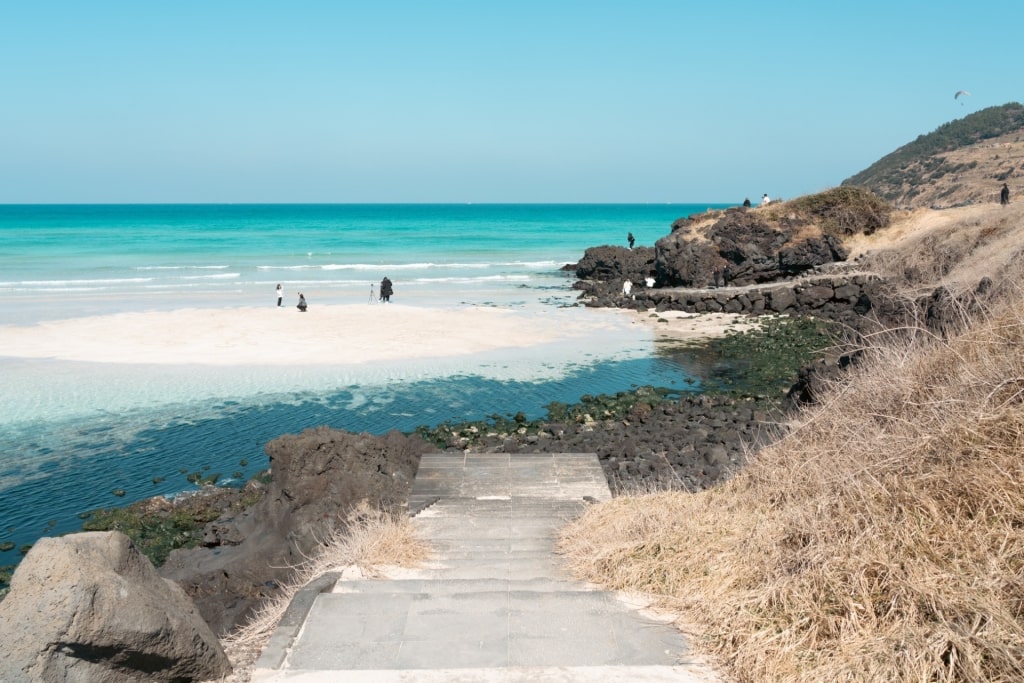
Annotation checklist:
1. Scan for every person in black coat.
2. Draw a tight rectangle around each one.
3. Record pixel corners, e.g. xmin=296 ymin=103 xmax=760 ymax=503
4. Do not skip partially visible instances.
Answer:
xmin=380 ymin=276 xmax=393 ymax=303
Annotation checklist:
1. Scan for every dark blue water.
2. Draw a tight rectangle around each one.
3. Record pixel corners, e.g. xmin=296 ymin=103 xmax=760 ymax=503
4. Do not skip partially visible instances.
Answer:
xmin=0 ymin=352 xmax=702 ymax=560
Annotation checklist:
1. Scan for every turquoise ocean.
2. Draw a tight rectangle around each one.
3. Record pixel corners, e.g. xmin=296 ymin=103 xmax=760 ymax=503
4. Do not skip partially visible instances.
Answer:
xmin=0 ymin=203 xmax=728 ymax=561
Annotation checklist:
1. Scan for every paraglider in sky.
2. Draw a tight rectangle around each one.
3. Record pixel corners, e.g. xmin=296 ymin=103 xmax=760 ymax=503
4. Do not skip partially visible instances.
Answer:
xmin=955 ymin=90 xmax=971 ymax=104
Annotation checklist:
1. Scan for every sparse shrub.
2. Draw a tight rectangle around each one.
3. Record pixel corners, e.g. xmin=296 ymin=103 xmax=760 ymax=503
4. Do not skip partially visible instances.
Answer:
xmin=784 ymin=186 xmax=894 ymax=236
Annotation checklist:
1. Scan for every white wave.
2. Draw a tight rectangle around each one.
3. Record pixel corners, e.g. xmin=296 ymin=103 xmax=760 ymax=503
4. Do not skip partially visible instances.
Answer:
xmin=256 ymin=264 xmax=324 ymax=271
xmin=325 ymin=262 xmax=437 ymax=271
xmin=136 ymin=265 xmax=231 ymax=271
xmin=142 ymin=283 xmax=242 ymax=290
xmin=18 ymin=277 xmax=154 ymax=286
xmin=179 ymin=273 xmax=241 ymax=281
xmin=258 ymin=260 xmax=562 ymax=272
xmin=5 ymin=286 xmax=109 ymax=293
xmin=409 ymin=274 xmax=532 ymax=283
xmin=509 ymin=260 xmax=562 ymax=269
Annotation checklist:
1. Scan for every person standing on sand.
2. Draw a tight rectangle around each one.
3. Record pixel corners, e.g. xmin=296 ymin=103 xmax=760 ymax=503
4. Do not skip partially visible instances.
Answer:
xmin=1001 ymin=183 xmax=1010 ymax=205
xmin=297 ymin=292 xmax=307 ymax=312
xmin=380 ymin=276 xmax=393 ymax=303
xmin=276 ymin=283 xmax=283 ymax=307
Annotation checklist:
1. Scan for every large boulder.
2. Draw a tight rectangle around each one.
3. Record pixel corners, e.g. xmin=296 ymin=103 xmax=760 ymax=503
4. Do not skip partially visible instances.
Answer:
xmin=655 ymin=209 xmax=849 ymax=287
xmin=254 ymin=426 xmax=423 ymax=548
xmin=0 ymin=531 xmax=230 ymax=683
xmin=159 ymin=428 xmax=430 ymax=634
xmin=653 ymin=237 xmax=720 ymax=288
xmin=573 ymin=245 xmax=656 ymax=284
xmin=778 ymin=234 xmax=848 ymax=273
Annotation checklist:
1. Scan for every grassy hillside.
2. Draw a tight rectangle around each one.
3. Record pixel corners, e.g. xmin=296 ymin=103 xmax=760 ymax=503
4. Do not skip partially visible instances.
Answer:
xmin=843 ymin=103 xmax=1024 ymax=209
xmin=558 ymin=203 xmax=1024 ymax=682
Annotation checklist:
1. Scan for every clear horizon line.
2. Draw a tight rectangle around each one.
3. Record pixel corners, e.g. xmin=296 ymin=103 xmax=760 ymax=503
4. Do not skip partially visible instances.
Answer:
xmin=0 ymin=200 xmax=738 ymax=207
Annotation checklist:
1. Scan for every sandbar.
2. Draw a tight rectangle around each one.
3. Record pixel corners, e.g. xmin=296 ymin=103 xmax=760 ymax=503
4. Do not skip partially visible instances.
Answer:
xmin=0 ymin=304 xmax=755 ymax=367
xmin=0 ymin=305 xmax=610 ymax=366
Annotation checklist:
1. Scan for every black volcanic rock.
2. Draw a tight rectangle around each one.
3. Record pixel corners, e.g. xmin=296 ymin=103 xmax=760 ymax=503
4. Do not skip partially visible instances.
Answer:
xmin=573 ymin=245 xmax=656 ymax=284
xmin=655 ymin=210 xmax=848 ymax=288
xmin=158 ymin=428 xmax=431 ymax=634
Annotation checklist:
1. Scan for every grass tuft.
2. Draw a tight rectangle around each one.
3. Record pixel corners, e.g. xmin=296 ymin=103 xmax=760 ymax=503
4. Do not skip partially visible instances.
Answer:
xmin=206 ymin=503 xmax=429 ymax=682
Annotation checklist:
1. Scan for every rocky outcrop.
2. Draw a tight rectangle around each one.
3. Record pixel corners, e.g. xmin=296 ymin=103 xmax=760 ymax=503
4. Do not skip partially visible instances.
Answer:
xmin=572 ymin=245 xmax=656 ymax=286
xmin=158 ymin=428 xmax=431 ymax=634
xmin=571 ymin=209 xmax=850 ymax=304
xmin=0 ymin=531 xmax=230 ymax=683
xmin=655 ymin=208 xmax=849 ymax=287
xmin=580 ymin=272 xmax=884 ymax=328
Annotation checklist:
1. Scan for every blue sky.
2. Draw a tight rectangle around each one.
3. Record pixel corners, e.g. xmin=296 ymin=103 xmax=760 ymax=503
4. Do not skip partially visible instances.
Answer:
xmin=1 ymin=1 xmax=1020 ymax=203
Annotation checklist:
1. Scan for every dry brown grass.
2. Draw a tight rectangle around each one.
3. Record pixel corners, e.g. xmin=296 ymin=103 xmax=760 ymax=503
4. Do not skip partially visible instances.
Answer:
xmin=202 ymin=503 xmax=430 ymax=682
xmin=852 ymin=202 xmax=1024 ymax=299
xmin=559 ymin=291 xmax=1024 ymax=682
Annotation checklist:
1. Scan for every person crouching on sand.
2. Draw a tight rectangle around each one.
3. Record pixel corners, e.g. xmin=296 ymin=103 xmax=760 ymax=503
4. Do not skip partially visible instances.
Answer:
xmin=297 ymin=292 xmax=307 ymax=312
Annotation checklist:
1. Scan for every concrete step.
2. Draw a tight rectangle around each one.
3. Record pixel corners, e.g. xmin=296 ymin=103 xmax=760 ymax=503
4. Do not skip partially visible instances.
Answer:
xmin=331 ymin=578 xmax=597 ymax=596
xmin=251 ymin=453 xmax=721 ymax=682
xmin=368 ymin=560 xmax=574 ymax=582
xmin=421 ymin=497 xmax=590 ymax=510
xmin=421 ymin=547 xmax=561 ymax=558
xmin=279 ymin=590 xmax=687 ymax=671
xmin=253 ymin=665 xmax=716 ymax=682
xmin=419 ymin=538 xmax=563 ymax=554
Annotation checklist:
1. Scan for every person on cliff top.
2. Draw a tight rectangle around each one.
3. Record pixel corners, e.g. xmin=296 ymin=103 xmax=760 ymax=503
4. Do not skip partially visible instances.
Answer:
xmin=742 ymin=197 xmax=752 ymax=207
xmin=627 ymin=232 xmax=635 ymax=249
xmin=761 ymin=193 xmax=771 ymax=206
xmin=1001 ymin=183 xmax=1010 ymax=205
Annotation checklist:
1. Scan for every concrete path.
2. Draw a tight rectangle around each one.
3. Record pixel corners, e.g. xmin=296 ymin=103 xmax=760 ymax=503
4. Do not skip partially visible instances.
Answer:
xmin=252 ymin=453 xmax=719 ymax=682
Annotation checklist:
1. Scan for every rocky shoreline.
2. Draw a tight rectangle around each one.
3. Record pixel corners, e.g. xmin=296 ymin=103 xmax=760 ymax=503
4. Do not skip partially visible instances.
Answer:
xmin=6 ymin=192 xmax=955 ymax=653
xmin=8 ymin=199 xmax=875 ymax=631
xmin=71 ymin=308 xmax=827 ymax=636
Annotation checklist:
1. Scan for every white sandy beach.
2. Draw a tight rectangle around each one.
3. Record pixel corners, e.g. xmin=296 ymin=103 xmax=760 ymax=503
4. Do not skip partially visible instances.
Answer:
xmin=0 ymin=304 xmax=752 ymax=367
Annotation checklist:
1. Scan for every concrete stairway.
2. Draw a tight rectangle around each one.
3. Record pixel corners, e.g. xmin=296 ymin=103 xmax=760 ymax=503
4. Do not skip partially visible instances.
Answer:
xmin=252 ymin=453 xmax=719 ymax=682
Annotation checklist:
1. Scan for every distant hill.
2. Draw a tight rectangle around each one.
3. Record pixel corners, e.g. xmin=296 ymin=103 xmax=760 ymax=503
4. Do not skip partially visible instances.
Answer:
xmin=842 ymin=102 xmax=1024 ymax=208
